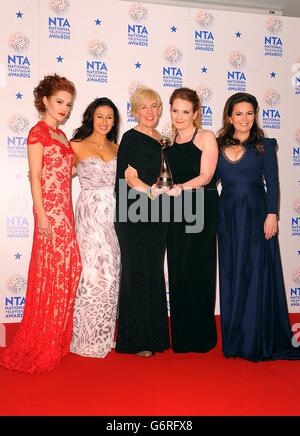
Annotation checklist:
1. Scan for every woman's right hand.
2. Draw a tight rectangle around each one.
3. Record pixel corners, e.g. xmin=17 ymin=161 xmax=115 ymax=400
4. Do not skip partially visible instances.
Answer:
xmin=37 ymin=213 xmax=52 ymax=237
xmin=150 ymin=184 xmax=169 ymax=198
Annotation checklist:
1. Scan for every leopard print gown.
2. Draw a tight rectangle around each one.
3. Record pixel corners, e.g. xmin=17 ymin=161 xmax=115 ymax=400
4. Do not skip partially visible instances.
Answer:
xmin=70 ymin=157 xmax=120 ymax=358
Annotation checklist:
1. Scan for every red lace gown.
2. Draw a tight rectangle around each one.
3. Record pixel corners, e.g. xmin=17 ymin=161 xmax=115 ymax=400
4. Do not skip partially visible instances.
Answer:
xmin=0 ymin=120 xmax=82 ymax=373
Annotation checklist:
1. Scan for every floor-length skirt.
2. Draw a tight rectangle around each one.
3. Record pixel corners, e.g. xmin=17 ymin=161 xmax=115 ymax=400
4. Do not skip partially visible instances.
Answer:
xmin=167 ymin=188 xmax=218 ymax=352
xmin=0 ymin=211 xmax=82 ymax=373
xmin=115 ymin=221 xmax=170 ymax=353
xmin=218 ymin=185 xmax=300 ymax=361
xmin=70 ymin=189 xmax=120 ymax=358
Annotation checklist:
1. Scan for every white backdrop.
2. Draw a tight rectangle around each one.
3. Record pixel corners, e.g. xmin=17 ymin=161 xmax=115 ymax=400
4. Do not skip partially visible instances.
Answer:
xmin=1 ymin=0 xmax=300 ymax=323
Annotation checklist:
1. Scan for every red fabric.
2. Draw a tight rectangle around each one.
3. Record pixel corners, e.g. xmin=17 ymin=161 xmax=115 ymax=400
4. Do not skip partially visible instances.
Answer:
xmin=0 ymin=121 xmax=81 ymax=374
xmin=0 ymin=316 xmax=300 ymax=416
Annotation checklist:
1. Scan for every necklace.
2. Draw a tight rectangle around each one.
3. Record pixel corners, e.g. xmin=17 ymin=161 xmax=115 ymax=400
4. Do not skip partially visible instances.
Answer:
xmin=89 ymin=139 xmax=109 ymax=151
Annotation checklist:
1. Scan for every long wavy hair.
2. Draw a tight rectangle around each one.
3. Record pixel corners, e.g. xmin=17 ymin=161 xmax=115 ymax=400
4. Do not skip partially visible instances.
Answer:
xmin=71 ymin=97 xmax=120 ymax=144
xmin=217 ymin=92 xmax=265 ymax=153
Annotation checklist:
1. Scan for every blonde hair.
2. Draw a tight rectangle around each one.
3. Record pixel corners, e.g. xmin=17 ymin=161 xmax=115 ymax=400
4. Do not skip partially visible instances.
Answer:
xmin=130 ymin=86 xmax=162 ymax=117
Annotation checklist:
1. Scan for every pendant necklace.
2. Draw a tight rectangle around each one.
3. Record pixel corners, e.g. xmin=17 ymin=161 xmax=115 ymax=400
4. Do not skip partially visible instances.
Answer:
xmin=96 ymin=140 xmax=107 ymax=151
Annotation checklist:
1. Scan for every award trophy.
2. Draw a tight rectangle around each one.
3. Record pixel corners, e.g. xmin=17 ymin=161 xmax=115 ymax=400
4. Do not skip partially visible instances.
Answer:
xmin=156 ymin=136 xmax=174 ymax=188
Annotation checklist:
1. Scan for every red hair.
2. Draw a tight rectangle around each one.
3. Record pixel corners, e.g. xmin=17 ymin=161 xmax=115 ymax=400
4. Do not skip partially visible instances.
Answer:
xmin=33 ymin=74 xmax=76 ymax=113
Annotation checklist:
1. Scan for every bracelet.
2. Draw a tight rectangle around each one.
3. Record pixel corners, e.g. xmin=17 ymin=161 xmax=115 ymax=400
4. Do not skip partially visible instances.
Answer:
xmin=146 ymin=186 xmax=155 ymax=200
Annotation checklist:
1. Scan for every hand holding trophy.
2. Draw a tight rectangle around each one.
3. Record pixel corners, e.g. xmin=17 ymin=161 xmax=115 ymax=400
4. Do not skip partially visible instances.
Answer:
xmin=147 ymin=137 xmax=171 ymax=198
xmin=156 ymin=128 xmax=183 ymax=197
xmin=156 ymin=132 xmax=174 ymax=189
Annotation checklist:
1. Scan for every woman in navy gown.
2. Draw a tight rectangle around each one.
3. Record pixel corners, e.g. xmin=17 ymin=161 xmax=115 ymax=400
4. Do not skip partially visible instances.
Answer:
xmin=217 ymin=92 xmax=300 ymax=361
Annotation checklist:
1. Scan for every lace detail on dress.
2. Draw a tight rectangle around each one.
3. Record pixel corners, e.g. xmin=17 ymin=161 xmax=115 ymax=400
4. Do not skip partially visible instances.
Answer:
xmin=221 ymin=144 xmax=247 ymax=165
xmin=0 ymin=121 xmax=82 ymax=373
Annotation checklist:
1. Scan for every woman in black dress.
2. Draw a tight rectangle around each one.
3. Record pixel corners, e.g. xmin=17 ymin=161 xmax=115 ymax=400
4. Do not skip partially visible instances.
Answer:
xmin=165 ymin=87 xmax=218 ymax=352
xmin=114 ymin=87 xmax=170 ymax=357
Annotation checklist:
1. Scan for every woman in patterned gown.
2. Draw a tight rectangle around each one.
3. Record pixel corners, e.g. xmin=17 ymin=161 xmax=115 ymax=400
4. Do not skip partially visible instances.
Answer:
xmin=0 ymin=74 xmax=82 ymax=373
xmin=70 ymin=98 xmax=120 ymax=358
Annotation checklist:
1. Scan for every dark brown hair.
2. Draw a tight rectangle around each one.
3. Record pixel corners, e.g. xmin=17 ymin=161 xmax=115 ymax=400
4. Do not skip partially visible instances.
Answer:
xmin=217 ymin=92 xmax=265 ymax=153
xmin=33 ymin=74 xmax=76 ymax=113
xmin=72 ymin=97 xmax=120 ymax=144
xmin=169 ymin=87 xmax=201 ymax=128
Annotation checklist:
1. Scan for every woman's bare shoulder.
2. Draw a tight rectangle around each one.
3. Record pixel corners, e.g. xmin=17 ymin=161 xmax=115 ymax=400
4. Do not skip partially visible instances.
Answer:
xmin=197 ymin=128 xmax=216 ymax=139
xmin=194 ymin=128 xmax=217 ymax=151
xmin=70 ymin=138 xmax=89 ymax=149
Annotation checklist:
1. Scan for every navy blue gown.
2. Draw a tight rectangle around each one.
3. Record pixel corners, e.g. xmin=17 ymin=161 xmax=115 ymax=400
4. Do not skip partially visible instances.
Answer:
xmin=217 ymin=137 xmax=300 ymax=361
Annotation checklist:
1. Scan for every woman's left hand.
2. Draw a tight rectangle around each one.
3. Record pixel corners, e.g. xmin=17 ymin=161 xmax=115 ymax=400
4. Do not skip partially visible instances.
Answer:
xmin=166 ymin=184 xmax=183 ymax=197
xmin=264 ymin=213 xmax=278 ymax=240
xmin=150 ymin=184 xmax=169 ymax=198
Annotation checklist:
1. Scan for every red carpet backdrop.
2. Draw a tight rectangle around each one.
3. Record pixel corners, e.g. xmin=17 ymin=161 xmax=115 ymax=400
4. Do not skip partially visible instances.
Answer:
xmin=0 ymin=0 xmax=300 ymax=325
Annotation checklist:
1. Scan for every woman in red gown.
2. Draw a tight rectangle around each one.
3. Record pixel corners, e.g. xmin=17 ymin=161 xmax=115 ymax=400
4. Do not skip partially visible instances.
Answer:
xmin=0 ymin=74 xmax=82 ymax=373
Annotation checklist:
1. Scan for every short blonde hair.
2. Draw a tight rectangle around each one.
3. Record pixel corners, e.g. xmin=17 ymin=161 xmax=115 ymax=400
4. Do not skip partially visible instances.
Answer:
xmin=130 ymin=86 xmax=162 ymax=117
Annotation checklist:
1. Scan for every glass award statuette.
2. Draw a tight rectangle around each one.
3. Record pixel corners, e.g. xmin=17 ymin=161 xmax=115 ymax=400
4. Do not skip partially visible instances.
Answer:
xmin=157 ymin=136 xmax=174 ymax=188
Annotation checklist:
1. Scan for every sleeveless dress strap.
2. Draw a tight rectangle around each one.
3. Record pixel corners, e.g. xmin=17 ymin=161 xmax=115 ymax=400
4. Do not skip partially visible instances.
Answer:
xmin=191 ymin=128 xmax=198 ymax=142
xmin=174 ymin=128 xmax=198 ymax=144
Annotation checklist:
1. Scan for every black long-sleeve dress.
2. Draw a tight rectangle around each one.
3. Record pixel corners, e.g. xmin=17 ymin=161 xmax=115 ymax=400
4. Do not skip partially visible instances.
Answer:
xmin=114 ymin=129 xmax=170 ymax=353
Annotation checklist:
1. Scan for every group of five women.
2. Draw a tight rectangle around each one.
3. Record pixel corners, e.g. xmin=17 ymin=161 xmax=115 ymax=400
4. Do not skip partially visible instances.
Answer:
xmin=0 ymin=73 xmax=299 ymax=373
